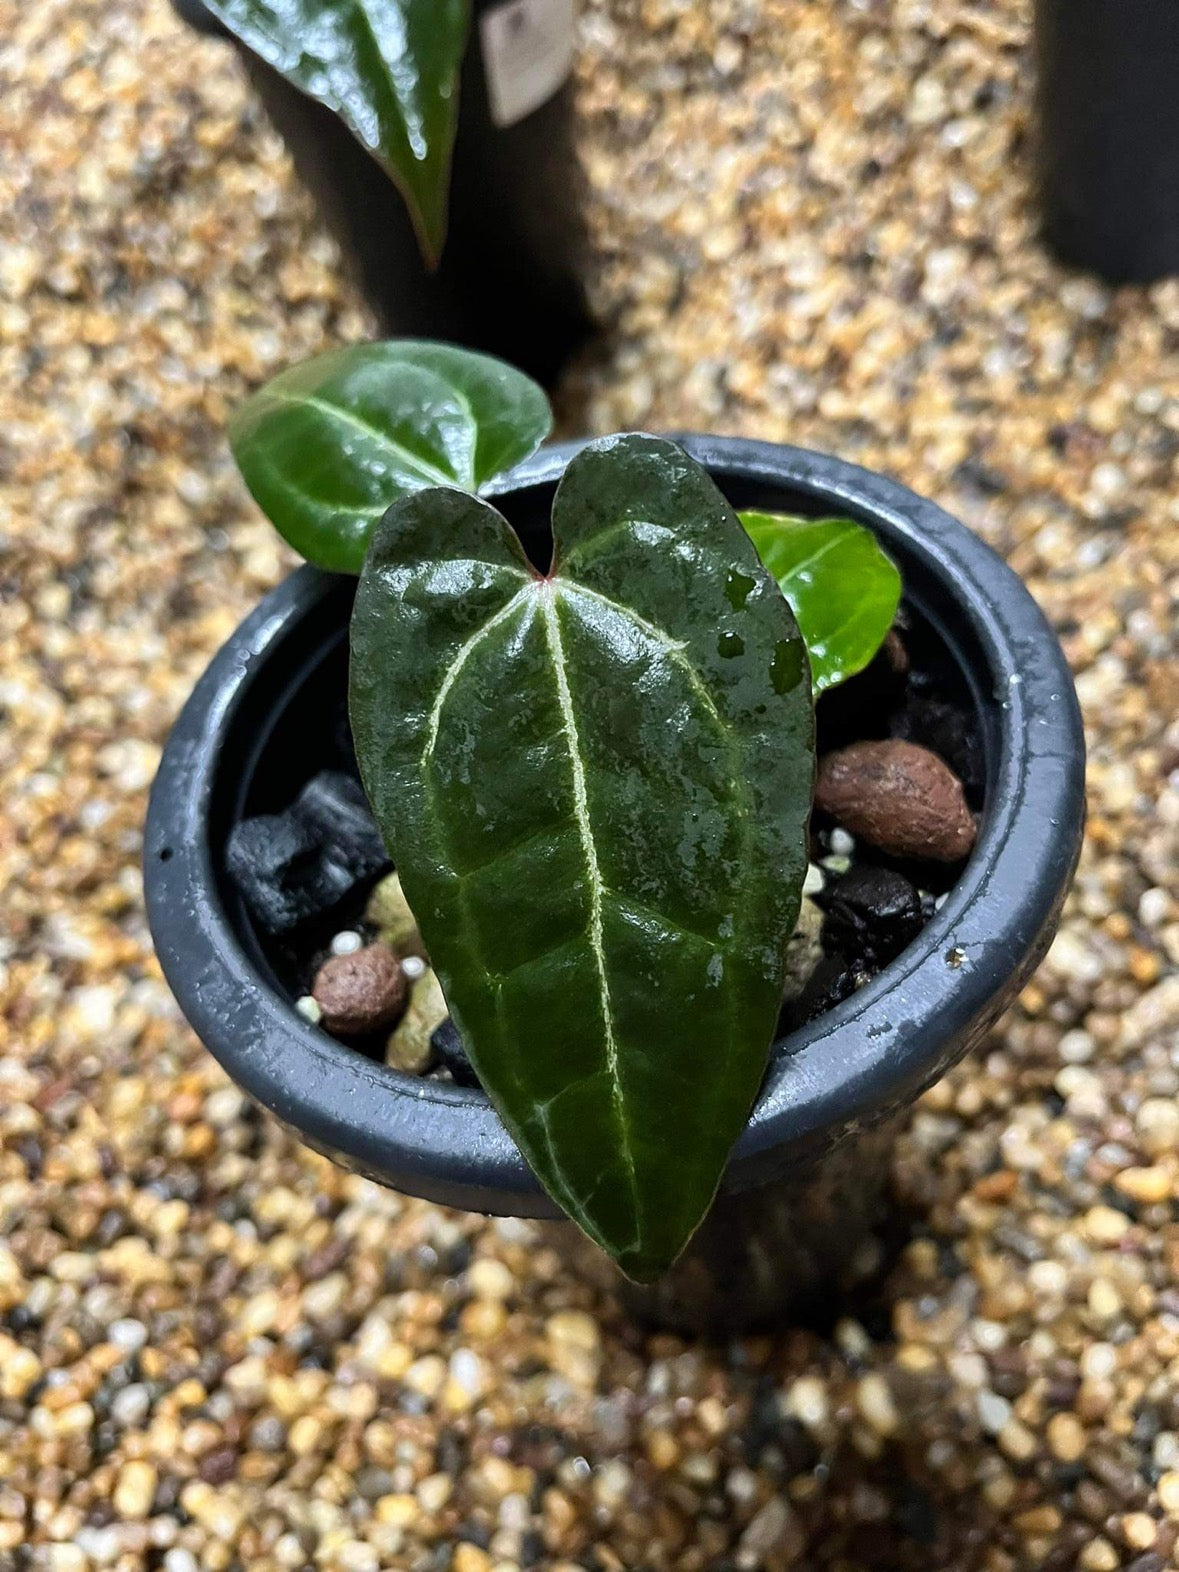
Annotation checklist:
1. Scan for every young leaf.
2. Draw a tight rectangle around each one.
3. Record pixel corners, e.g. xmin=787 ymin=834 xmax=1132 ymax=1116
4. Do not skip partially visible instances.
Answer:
xmin=350 ymin=435 xmax=815 ymax=1281
xmin=201 ymin=0 xmax=468 ymax=263
xmin=740 ymin=511 xmax=902 ymax=692
xmin=229 ymin=341 xmax=552 ymax=574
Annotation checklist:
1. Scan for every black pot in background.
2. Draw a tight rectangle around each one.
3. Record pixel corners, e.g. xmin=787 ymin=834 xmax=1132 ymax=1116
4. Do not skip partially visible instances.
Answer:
xmin=173 ymin=0 xmax=591 ymax=384
xmin=1034 ymin=0 xmax=1179 ymax=284
xmin=144 ymin=437 xmax=1086 ymax=1334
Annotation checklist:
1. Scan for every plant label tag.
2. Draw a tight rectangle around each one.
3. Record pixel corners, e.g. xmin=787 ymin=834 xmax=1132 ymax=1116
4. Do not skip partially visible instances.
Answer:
xmin=480 ymin=0 xmax=575 ymax=129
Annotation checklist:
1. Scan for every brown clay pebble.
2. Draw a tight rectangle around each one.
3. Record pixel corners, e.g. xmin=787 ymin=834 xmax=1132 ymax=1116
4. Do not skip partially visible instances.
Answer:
xmin=312 ymin=944 xmax=407 ymax=1036
xmin=815 ymin=739 xmax=977 ymax=863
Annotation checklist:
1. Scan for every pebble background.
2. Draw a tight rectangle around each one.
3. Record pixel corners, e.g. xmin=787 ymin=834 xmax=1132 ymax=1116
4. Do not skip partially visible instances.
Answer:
xmin=2 ymin=0 xmax=1178 ymax=1568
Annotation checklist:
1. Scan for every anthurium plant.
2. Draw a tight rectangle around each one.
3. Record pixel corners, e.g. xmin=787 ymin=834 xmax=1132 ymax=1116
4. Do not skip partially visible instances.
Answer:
xmin=198 ymin=0 xmax=470 ymax=265
xmin=229 ymin=340 xmax=901 ymax=1280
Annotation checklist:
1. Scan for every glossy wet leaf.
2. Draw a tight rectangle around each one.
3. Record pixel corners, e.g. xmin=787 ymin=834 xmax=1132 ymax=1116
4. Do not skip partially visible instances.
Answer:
xmin=350 ymin=435 xmax=815 ymax=1280
xmin=740 ymin=511 xmax=902 ymax=692
xmin=229 ymin=341 xmax=552 ymax=573
xmin=202 ymin=0 xmax=468 ymax=262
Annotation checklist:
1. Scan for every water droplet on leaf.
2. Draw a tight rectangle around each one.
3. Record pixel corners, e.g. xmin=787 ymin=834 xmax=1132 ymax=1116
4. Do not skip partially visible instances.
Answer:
xmin=725 ymin=569 xmax=756 ymax=610
xmin=771 ymin=638 xmax=804 ymax=693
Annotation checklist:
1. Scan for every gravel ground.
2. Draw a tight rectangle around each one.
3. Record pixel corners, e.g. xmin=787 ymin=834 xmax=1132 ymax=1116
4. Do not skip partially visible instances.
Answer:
xmin=2 ymin=0 xmax=1178 ymax=1568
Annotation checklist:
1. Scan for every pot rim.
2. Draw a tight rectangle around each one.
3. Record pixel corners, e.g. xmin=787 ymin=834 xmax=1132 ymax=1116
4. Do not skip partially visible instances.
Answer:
xmin=145 ymin=435 xmax=1085 ymax=1216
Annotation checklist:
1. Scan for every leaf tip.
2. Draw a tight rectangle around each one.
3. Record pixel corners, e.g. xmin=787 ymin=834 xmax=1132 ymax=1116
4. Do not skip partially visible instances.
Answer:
xmin=614 ymin=1252 xmax=674 ymax=1287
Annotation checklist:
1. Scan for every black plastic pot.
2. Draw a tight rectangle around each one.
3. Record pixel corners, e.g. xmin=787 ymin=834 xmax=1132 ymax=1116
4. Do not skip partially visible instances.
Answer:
xmin=173 ymin=0 xmax=590 ymax=383
xmin=145 ymin=437 xmax=1086 ymax=1333
xmin=1034 ymin=0 xmax=1179 ymax=283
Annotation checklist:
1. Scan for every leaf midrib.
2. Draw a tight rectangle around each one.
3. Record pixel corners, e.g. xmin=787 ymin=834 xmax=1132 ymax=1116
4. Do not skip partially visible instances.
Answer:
xmin=267 ymin=389 xmax=462 ymax=489
xmin=767 ymin=525 xmax=849 ymax=581
xmin=539 ymin=589 xmax=642 ymax=1246
xmin=555 ymin=579 xmax=750 ymax=1192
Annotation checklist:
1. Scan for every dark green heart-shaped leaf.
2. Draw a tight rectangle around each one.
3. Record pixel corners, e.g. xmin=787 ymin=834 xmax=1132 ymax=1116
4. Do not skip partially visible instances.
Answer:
xmin=202 ymin=0 xmax=468 ymax=262
xmin=229 ymin=341 xmax=552 ymax=573
xmin=740 ymin=511 xmax=902 ymax=692
xmin=350 ymin=435 xmax=814 ymax=1281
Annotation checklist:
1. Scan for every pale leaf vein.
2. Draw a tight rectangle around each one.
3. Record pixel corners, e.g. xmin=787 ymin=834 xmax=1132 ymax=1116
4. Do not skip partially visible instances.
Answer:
xmin=540 ymin=591 xmax=641 ymax=1227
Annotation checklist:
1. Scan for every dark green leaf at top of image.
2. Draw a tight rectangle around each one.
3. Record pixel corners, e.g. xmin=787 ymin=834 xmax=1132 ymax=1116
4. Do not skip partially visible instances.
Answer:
xmin=350 ymin=435 xmax=815 ymax=1282
xmin=202 ymin=0 xmax=469 ymax=263
xmin=740 ymin=511 xmax=902 ymax=693
xmin=229 ymin=341 xmax=552 ymax=574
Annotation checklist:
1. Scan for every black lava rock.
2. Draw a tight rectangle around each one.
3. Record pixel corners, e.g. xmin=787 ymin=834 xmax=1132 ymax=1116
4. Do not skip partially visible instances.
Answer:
xmin=294 ymin=771 xmax=385 ymax=858
xmin=817 ymin=865 xmax=925 ymax=966
xmin=430 ymin=1016 xmax=481 ymax=1088
xmin=226 ymin=771 xmax=391 ymax=935
xmin=779 ymin=954 xmax=877 ymax=1033
xmin=891 ymin=694 xmax=984 ymax=800
xmin=226 ymin=811 xmax=317 ymax=930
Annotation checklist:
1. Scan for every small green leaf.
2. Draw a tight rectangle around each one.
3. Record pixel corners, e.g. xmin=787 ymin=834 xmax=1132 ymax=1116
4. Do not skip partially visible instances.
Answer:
xmin=739 ymin=511 xmax=902 ymax=693
xmin=202 ymin=0 xmax=469 ymax=263
xmin=350 ymin=435 xmax=814 ymax=1281
xmin=229 ymin=341 xmax=552 ymax=573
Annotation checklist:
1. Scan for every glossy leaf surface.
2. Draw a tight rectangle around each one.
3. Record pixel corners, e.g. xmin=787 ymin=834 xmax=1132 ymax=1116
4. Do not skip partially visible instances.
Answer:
xmin=350 ymin=435 xmax=815 ymax=1280
xmin=229 ymin=341 xmax=552 ymax=573
xmin=740 ymin=511 xmax=902 ymax=692
xmin=203 ymin=0 xmax=468 ymax=262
